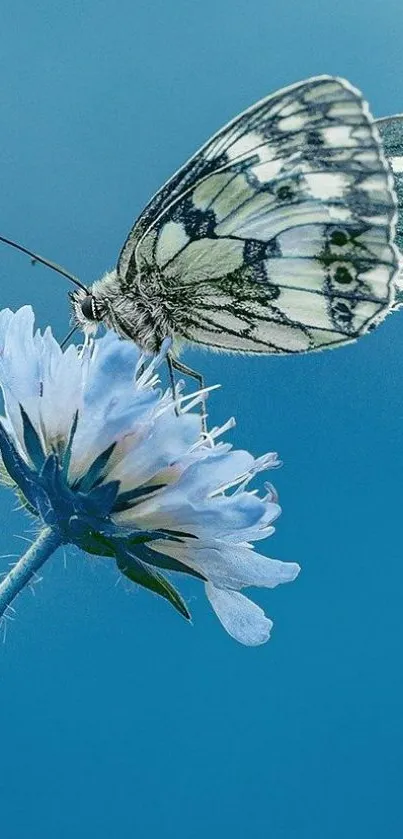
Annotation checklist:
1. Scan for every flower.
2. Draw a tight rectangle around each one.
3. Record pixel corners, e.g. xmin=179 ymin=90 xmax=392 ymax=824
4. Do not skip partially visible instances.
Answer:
xmin=0 ymin=306 xmax=300 ymax=645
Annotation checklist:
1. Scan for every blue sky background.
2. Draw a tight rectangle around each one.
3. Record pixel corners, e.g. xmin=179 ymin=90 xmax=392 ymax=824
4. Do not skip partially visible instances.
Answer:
xmin=1 ymin=1 xmax=403 ymax=837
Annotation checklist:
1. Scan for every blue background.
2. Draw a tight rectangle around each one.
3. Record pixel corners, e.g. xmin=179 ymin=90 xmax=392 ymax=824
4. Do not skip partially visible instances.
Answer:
xmin=1 ymin=1 xmax=403 ymax=837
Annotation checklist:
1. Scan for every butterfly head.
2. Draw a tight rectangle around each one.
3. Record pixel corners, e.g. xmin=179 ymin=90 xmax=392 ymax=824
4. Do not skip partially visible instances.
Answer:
xmin=70 ymin=287 xmax=106 ymax=337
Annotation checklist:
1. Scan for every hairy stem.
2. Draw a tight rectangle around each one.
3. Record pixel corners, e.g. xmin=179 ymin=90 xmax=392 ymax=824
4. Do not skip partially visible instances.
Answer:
xmin=0 ymin=526 xmax=62 ymax=618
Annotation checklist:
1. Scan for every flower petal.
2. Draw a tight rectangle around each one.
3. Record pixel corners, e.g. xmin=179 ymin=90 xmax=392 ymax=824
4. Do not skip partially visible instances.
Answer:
xmin=69 ymin=332 xmax=161 ymax=480
xmin=38 ymin=339 xmax=82 ymax=450
xmin=106 ymin=410 xmax=201 ymax=493
xmin=149 ymin=538 xmax=300 ymax=591
xmin=116 ymin=492 xmax=281 ymax=543
xmin=205 ymin=584 xmax=273 ymax=645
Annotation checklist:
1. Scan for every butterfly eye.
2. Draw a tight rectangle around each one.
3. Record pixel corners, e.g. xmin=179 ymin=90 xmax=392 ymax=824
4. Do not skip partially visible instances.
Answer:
xmin=81 ymin=294 xmax=99 ymax=321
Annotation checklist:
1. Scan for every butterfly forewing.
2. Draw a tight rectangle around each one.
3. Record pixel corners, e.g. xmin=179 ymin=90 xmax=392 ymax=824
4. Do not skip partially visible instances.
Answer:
xmin=118 ymin=76 xmax=399 ymax=354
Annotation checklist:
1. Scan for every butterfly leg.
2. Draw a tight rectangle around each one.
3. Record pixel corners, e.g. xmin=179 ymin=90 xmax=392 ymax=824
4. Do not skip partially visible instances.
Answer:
xmin=168 ymin=354 xmax=207 ymax=434
xmin=60 ymin=324 xmax=79 ymax=349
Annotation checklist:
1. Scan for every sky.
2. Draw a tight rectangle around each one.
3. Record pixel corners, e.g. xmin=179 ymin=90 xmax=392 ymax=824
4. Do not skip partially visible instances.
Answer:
xmin=1 ymin=1 xmax=403 ymax=837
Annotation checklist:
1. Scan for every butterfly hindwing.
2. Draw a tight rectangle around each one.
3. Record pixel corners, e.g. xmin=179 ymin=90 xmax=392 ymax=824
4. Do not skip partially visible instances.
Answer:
xmin=118 ymin=76 xmax=399 ymax=354
xmin=376 ymin=114 xmax=403 ymax=256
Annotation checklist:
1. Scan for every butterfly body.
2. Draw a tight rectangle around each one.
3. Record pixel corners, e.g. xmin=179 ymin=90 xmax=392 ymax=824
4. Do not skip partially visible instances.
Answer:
xmin=91 ymin=269 xmax=172 ymax=353
xmin=71 ymin=75 xmax=400 ymax=357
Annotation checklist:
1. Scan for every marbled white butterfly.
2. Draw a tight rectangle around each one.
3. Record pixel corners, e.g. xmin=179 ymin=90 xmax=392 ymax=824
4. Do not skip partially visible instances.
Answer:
xmin=70 ymin=75 xmax=400 ymax=384
xmin=2 ymin=76 xmax=400 ymax=393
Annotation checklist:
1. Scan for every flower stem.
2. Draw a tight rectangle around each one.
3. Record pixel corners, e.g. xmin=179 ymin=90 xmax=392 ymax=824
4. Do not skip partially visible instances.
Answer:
xmin=0 ymin=526 xmax=62 ymax=618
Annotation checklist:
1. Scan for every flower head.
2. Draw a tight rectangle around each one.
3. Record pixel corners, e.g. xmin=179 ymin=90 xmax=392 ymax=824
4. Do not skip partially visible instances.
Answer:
xmin=0 ymin=306 xmax=300 ymax=645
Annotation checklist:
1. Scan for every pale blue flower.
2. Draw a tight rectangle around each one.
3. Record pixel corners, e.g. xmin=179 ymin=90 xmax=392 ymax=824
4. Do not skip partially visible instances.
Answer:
xmin=0 ymin=306 xmax=300 ymax=645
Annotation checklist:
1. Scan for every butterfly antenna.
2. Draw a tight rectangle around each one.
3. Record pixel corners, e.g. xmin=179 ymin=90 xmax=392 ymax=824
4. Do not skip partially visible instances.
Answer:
xmin=0 ymin=234 xmax=88 ymax=293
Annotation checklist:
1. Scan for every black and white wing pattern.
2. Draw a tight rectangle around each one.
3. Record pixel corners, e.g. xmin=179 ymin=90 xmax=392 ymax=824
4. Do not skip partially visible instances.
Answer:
xmin=118 ymin=76 xmax=399 ymax=354
xmin=377 ymin=115 xmax=403 ymax=256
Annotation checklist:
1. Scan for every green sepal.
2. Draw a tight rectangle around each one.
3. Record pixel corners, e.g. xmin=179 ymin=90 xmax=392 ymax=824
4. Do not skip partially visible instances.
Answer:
xmin=113 ymin=483 xmax=166 ymax=512
xmin=20 ymin=405 xmax=45 ymax=470
xmin=116 ymin=551 xmax=191 ymax=621
xmin=76 ymin=530 xmax=117 ymax=558
xmin=0 ymin=453 xmax=39 ymax=516
xmin=74 ymin=442 xmax=116 ymax=493
xmin=14 ymin=487 xmax=39 ymax=517
xmin=0 ymin=453 xmax=17 ymax=489
xmin=61 ymin=411 xmax=79 ymax=478
xmin=77 ymin=530 xmax=191 ymax=620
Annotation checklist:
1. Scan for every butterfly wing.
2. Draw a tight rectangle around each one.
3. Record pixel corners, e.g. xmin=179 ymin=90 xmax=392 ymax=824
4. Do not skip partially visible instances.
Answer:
xmin=376 ymin=115 xmax=403 ymax=255
xmin=118 ymin=76 xmax=399 ymax=354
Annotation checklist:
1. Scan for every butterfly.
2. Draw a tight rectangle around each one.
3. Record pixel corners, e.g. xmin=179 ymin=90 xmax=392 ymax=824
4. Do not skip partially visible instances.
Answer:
xmin=3 ymin=76 xmax=400 ymax=397
xmin=68 ymin=75 xmax=400 ymax=386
